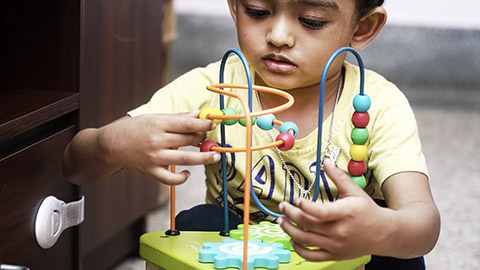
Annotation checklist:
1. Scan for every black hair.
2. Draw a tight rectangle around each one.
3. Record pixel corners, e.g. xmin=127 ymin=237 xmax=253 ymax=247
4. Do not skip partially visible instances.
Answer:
xmin=356 ymin=0 xmax=385 ymax=18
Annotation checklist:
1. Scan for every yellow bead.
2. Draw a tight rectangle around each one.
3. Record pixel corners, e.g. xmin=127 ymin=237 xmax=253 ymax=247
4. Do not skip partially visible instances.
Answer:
xmin=199 ymin=107 xmax=223 ymax=125
xmin=350 ymin=144 xmax=368 ymax=161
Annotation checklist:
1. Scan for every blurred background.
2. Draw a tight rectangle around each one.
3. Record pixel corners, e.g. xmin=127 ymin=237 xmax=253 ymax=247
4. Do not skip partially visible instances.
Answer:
xmin=117 ymin=0 xmax=480 ymax=269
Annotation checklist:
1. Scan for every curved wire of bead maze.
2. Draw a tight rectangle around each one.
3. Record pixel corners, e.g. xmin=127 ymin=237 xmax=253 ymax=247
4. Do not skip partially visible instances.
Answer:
xmin=166 ymin=47 xmax=371 ymax=270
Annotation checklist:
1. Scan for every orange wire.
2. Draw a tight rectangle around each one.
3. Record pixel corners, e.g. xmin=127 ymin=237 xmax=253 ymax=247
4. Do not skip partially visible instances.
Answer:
xmin=170 ymin=165 xmax=176 ymax=231
xmin=205 ymin=83 xmax=294 ymax=120
xmin=209 ymin=128 xmax=294 ymax=153
xmin=208 ymin=83 xmax=253 ymax=269
xmin=201 ymin=83 xmax=294 ymax=269
xmin=211 ymin=140 xmax=282 ymax=152
xmin=240 ymin=94 xmax=252 ymax=270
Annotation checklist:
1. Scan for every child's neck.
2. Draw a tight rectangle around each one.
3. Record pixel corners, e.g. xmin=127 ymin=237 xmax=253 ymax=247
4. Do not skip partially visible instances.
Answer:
xmin=256 ymin=72 xmax=343 ymax=139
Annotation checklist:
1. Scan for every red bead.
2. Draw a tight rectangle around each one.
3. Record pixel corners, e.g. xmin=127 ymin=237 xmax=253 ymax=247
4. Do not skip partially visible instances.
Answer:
xmin=200 ymin=140 xmax=219 ymax=152
xmin=276 ymin=132 xmax=295 ymax=151
xmin=352 ymin=112 xmax=370 ymax=128
xmin=348 ymin=160 xmax=366 ymax=176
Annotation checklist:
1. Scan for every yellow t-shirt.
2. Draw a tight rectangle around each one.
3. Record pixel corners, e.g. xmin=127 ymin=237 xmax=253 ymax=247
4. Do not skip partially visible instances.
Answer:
xmin=128 ymin=56 xmax=428 ymax=223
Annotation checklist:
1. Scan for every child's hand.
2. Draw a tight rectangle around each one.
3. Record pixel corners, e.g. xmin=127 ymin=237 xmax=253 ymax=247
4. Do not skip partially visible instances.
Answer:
xmin=278 ymin=158 xmax=393 ymax=261
xmin=99 ymin=110 xmax=221 ymax=185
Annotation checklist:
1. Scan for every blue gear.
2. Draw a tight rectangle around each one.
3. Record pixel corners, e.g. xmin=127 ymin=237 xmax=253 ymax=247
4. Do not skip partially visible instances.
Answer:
xmin=199 ymin=238 xmax=290 ymax=270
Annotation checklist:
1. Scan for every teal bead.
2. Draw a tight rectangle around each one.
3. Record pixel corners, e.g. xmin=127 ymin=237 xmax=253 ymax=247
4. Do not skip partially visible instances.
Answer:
xmin=222 ymin=107 xmax=239 ymax=125
xmin=257 ymin=114 xmax=276 ymax=130
xmin=238 ymin=110 xmax=256 ymax=126
xmin=351 ymin=175 xmax=367 ymax=189
xmin=279 ymin=122 xmax=298 ymax=138
xmin=353 ymin=94 xmax=371 ymax=113
xmin=351 ymin=128 xmax=369 ymax=145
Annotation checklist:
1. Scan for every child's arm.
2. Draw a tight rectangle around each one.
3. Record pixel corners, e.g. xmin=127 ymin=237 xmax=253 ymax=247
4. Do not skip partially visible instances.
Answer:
xmin=63 ymin=111 xmax=220 ymax=186
xmin=278 ymin=158 xmax=440 ymax=261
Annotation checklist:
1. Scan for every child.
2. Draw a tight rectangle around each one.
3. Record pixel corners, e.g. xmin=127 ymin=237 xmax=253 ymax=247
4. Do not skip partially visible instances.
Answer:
xmin=63 ymin=0 xmax=440 ymax=268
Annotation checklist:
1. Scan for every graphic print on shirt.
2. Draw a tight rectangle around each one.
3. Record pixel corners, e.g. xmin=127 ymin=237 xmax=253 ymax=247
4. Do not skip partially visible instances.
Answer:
xmin=213 ymin=151 xmax=338 ymax=221
xmin=213 ymin=144 xmax=237 ymax=186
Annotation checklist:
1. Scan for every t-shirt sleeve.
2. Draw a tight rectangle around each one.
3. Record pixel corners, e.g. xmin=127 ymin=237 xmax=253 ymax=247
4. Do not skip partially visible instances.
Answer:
xmin=367 ymin=80 xmax=429 ymax=187
xmin=128 ymin=61 xmax=223 ymax=117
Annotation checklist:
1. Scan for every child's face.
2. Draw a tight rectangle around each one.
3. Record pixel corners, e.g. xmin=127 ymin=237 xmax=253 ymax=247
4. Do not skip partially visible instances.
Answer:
xmin=229 ymin=0 xmax=359 ymax=90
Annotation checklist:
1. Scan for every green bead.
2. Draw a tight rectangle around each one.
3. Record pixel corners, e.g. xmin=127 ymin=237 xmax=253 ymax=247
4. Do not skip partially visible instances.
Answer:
xmin=238 ymin=110 xmax=256 ymax=126
xmin=351 ymin=175 xmax=366 ymax=189
xmin=222 ymin=107 xmax=239 ymax=125
xmin=351 ymin=128 xmax=369 ymax=145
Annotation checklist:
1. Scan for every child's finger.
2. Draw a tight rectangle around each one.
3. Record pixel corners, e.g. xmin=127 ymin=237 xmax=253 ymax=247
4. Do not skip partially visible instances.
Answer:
xmin=156 ymin=149 xmax=221 ymax=166
xmin=159 ymin=131 xmax=208 ymax=148
xmin=290 ymin=241 xmax=334 ymax=262
xmin=182 ymin=110 xmax=201 ymax=117
xmin=279 ymin=201 xmax=323 ymax=228
xmin=163 ymin=114 xmax=216 ymax=133
xmin=292 ymin=198 xmax=346 ymax=222
xmin=323 ymin=158 xmax=365 ymax=198
xmin=150 ymin=167 xmax=191 ymax=185
xmin=279 ymin=200 xmax=344 ymax=237
xmin=278 ymin=216 xmax=332 ymax=248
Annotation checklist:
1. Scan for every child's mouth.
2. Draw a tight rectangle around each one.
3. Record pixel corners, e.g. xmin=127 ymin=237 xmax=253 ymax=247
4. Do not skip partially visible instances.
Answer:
xmin=262 ymin=55 xmax=296 ymax=73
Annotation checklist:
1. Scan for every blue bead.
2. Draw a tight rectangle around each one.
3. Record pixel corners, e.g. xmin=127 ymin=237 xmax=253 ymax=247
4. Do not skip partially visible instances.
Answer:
xmin=353 ymin=94 xmax=371 ymax=113
xmin=257 ymin=114 xmax=276 ymax=130
xmin=279 ymin=122 xmax=298 ymax=138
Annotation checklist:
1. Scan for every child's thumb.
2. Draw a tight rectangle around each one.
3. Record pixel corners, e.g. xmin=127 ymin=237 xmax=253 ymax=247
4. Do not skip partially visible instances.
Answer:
xmin=323 ymin=158 xmax=364 ymax=197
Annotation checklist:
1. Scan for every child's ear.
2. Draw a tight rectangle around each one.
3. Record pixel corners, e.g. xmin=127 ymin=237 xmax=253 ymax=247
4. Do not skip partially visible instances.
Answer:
xmin=350 ymin=7 xmax=387 ymax=51
xmin=228 ymin=0 xmax=238 ymax=28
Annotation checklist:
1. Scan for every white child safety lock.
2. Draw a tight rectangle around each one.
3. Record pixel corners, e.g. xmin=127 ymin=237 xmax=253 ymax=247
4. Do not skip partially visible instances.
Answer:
xmin=35 ymin=196 xmax=85 ymax=249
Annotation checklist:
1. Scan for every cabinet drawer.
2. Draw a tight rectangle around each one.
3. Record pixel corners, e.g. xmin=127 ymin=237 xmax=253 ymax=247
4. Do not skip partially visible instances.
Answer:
xmin=0 ymin=126 xmax=78 ymax=270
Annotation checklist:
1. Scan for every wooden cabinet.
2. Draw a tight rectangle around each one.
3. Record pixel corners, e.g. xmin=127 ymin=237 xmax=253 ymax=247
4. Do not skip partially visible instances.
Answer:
xmin=0 ymin=1 xmax=164 ymax=269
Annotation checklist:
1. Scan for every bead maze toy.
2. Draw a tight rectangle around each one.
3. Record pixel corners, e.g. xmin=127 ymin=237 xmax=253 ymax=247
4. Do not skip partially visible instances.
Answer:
xmin=140 ymin=47 xmax=371 ymax=270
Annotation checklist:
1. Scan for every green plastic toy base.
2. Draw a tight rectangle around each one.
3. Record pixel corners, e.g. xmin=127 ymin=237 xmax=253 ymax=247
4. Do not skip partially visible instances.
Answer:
xmin=140 ymin=231 xmax=370 ymax=270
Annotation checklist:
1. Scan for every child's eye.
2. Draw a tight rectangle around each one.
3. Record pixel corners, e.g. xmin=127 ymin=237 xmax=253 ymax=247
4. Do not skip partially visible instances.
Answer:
xmin=244 ymin=7 xmax=270 ymax=19
xmin=299 ymin=17 xmax=327 ymax=29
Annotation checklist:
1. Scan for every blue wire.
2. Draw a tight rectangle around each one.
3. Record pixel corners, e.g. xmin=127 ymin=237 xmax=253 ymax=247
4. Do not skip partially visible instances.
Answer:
xmin=219 ymin=47 xmax=365 ymax=220
xmin=219 ymin=49 xmax=253 ymax=231
xmin=313 ymin=47 xmax=365 ymax=201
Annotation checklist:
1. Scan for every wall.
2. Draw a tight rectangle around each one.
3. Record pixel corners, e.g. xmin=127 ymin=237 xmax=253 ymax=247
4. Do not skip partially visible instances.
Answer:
xmin=171 ymin=1 xmax=480 ymax=90
xmin=385 ymin=0 xmax=480 ymax=29
xmin=174 ymin=0 xmax=480 ymax=29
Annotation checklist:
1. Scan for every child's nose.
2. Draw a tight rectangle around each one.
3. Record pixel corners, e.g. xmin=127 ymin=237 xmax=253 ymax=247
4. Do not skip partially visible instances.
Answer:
xmin=266 ymin=16 xmax=295 ymax=48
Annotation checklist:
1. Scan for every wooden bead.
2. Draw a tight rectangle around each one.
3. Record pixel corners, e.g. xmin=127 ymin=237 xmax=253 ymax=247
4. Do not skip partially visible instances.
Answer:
xmin=353 ymin=94 xmax=371 ymax=113
xmin=348 ymin=160 xmax=366 ymax=176
xmin=200 ymin=140 xmax=219 ymax=152
xmin=279 ymin=121 xmax=298 ymax=138
xmin=222 ymin=107 xmax=238 ymax=125
xmin=352 ymin=112 xmax=370 ymax=128
xmin=351 ymin=128 xmax=369 ymax=145
xmin=350 ymin=144 xmax=368 ymax=161
xmin=199 ymin=107 xmax=223 ymax=125
xmin=276 ymin=132 xmax=295 ymax=151
xmin=257 ymin=114 xmax=276 ymax=130
xmin=351 ymin=175 xmax=367 ymax=189
xmin=238 ymin=110 xmax=256 ymax=126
